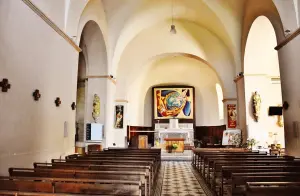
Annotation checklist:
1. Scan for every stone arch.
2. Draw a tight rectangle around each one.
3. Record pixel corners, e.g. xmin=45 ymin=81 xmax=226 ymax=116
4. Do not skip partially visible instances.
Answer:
xmin=243 ymin=16 xmax=284 ymax=147
xmin=126 ymin=54 xmax=225 ymax=127
xmin=75 ymin=19 xmax=108 ymax=147
xmin=242 ymin=0 xmax=285 ymax=72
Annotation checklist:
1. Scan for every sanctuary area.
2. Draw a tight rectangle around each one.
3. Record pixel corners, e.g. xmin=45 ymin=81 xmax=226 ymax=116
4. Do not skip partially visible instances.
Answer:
xmin=1 ymin=0 xmax=300 ymax=195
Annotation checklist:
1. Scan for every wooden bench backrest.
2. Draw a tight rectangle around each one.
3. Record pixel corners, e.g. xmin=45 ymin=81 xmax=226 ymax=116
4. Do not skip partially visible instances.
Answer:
xmin=222 ymin=166 xmax=300 ymax=178
xmin=9 ymin=168 xmax=147 ymax=182
xmin=34 ymin=162 xmax=150 ymax=172
xmin=0 ymin=177 xmax=141 ymax=196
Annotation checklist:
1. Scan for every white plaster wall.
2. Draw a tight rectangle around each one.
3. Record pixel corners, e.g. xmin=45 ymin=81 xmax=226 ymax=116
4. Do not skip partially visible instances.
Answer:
xmin=0 ymin=1 xmax=78 ymax=175
xmin=30 ymin=0 xmax=66 ymax=30
xmin=278 ymin=35 xmax=300 ymax=156
xmin=244 ymin=76 xmax=284 ymax=147
xmin=125 ymin=56 xmax=224 ymax=127
xmin=244 ymin=16 xmax=280 ymax=76
xmin=273 ymin=0 xmax=298 ymax=32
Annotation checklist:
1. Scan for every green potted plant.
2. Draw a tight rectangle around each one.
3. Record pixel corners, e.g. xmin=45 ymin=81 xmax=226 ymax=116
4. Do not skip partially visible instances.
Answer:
xmin=247 ymin=138 xmax=258 ymax=150
xmin=172 ymin=143 xmax=178 ymax=151
xmin=167 ymin=143 xmax=179 ymax=153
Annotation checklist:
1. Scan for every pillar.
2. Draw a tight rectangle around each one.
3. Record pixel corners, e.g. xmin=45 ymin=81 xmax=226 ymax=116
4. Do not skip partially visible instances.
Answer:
xmin=235 ymin=76 xmax=247 ymax=143
xmin=277 ymin=35 xmax=300 ymax=156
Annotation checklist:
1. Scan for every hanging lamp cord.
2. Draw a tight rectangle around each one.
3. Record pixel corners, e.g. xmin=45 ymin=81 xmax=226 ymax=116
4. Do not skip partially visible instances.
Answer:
xmin=171 ymin=0 xmax=174 ymax=25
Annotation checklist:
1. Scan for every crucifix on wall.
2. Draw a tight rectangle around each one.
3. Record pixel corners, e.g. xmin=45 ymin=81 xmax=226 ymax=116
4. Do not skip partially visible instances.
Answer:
xmin=32 ymin=89 xmax=41 ymax=101
xmin=0 ymin=78 xmax=11 ymax=92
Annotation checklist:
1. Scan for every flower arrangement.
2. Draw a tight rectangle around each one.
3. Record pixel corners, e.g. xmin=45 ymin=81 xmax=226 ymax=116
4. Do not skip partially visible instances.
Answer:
xmin=246 ymin=138 xmax=258 ymax=150
xmin=166 ymin=143 xmax=179 ymax=153
xmin=172 ymin=143 xmax=178 ymax=149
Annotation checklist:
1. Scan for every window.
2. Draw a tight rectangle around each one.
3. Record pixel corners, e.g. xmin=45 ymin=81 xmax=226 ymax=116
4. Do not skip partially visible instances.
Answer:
xmin=216 ymin=83 xmax=224 ymax=120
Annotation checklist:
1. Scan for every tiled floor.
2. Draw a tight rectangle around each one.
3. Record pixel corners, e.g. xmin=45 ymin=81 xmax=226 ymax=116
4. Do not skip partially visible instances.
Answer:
xmin=161 ymin=161 xmax=207 ymax=196
xmin=161 ymin=150 xmax=193 ymax=161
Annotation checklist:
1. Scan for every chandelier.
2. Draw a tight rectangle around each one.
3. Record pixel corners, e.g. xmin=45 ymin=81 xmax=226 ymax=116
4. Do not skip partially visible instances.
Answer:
xmin=170 ymin=0 xmax=177 ymax=34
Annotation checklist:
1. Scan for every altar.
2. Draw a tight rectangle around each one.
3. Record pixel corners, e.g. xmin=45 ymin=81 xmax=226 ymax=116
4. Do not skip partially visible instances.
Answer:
xmin=154 ymin=119 xmax=194 ymax=148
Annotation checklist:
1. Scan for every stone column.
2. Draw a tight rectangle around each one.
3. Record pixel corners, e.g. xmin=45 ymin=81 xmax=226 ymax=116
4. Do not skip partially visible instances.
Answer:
xmin=83 ymin=76 xmax=107 ymax=149
xmin=104 ymin=78 xmax=116 ymax=148
xmin=277 ymin=35 xmax=300 ymax=156
xmin=235 ymin=76 xmax=247 ymax=142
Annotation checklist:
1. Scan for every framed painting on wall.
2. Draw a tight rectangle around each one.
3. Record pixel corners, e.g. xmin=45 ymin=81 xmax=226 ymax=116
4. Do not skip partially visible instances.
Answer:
xmin=153 ymin=87 xmax=194 ymax=119
xmin=227 ymin=104 xmax=237 ymax=128
xmin=114 ymin=105 xmax=124 ymax=129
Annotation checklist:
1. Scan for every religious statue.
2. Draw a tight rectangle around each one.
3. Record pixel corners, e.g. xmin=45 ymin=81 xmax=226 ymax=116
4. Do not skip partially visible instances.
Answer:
xmin=92 ymin=94 xmax=100 ymax=123
xmin=252 ymin=91 xmax=261 ymax=122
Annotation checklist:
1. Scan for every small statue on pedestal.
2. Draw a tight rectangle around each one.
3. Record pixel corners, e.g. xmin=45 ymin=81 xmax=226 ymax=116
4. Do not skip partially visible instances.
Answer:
xmin=252 ymin=91 xmax=261 ymax=122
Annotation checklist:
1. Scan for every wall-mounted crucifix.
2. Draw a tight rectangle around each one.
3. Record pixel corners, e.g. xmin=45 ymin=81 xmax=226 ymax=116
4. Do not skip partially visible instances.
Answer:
xmin=71 ymin=102 xmax=76 ymax=110
xmin=0 ymin=78 xmax=11 ymax=92
xmin=32 ymin=89 xmax=41 ymax=101
xmin=55 ymin=97 xmax=61 ymax=107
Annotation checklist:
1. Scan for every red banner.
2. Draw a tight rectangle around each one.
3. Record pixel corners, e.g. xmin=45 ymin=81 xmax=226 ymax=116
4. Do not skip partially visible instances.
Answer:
xmin=227 ymin=104 xmax=237 ymax=128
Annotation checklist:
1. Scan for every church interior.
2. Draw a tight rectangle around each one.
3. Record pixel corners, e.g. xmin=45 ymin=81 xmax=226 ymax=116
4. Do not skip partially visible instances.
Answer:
xmin=1 ymin=0 xmax=300 ymax=195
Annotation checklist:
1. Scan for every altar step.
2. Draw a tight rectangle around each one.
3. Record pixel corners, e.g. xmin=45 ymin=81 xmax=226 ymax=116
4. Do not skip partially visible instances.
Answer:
xmin=161 ymin=150 xmax=192 ymax=161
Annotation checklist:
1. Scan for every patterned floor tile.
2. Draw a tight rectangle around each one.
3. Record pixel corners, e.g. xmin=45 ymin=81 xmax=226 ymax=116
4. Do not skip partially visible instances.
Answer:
xmin=160 ymin=161 xmax=207 ymax=196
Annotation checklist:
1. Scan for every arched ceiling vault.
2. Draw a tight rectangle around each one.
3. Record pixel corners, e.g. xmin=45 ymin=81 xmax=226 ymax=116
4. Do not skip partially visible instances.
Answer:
xmin=109 ymin=0 xmax=245 ymax=75
xmin=115 ymin=20 xmax=236 ymax=99
xmin=115 ymin=52 xmax=234 ymax=100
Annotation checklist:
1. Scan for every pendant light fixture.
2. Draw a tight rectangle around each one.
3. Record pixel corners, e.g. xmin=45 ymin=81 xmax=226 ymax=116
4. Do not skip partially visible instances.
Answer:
xmin=170 ymin=0 xmax=177 ymax=34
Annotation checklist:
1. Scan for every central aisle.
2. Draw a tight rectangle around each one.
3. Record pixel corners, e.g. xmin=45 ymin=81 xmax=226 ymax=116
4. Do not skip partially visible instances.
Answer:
xmin=161 ymin=161 xmax=207 ymax=196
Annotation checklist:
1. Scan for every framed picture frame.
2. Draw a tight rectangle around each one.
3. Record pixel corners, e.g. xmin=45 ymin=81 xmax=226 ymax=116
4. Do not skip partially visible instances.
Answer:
xmin=114 ymin=105 xmax=124 ymax=129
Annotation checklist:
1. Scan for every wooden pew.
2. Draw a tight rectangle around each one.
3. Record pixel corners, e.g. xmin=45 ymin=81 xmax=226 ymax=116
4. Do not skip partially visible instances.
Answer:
xmin=9 ymin=168 xmax=149 ymax=196
xmin=0 ymin=191 xmax=81 ymax=196
xmin=34 ymin=162 xmax=152 ymax=195
xmin=202 ymin=155 xmax=285 ymax=177
xmin=231 ymin=172 xmax=300 ymax=196
xmin=68 ymin=153 xmax=161 ymax=166
xmin=34 ymin=162 xmax=151 ymax=174
xmin=220 ymin=166 xmax=300 ymax=196
xmin=192 ymin=150 xmax=261 ymax=171
xmin=206 ymin=157 xmax=296 ymax=186
xmin=0 ymin=176 xmax=142 ymax=196
xmin=52 ymin=158 xmax=156 ymax=178
xmin=191 ymin=149 xmax=300 ymax=196
xmin=210 ymin=159 xmax=300 ymax=193
xmin=87 ymin=151 xmax=161 ymax=166
xmin=192 ymin=148 xmax=257 ymax=167
xmin=246 ymin=182 xmax=300 ymax=196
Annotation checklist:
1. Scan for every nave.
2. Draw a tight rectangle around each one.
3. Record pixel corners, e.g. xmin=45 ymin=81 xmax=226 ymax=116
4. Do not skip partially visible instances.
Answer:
xmin=161 ymin=161 xmax=207 ymax=196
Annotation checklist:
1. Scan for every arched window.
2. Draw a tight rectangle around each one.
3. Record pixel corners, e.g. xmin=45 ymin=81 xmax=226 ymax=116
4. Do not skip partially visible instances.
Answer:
xmin=216 ymin=83 xmax=224 ymax=120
